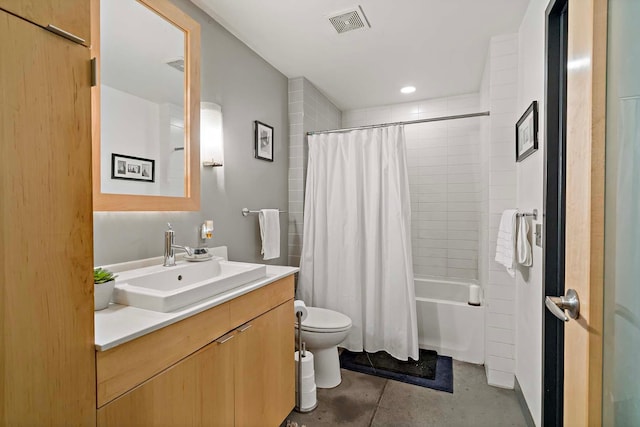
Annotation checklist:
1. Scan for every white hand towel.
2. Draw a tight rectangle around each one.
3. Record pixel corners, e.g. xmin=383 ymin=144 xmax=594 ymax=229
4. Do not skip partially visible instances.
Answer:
xmin=259 ymin=209 xmax=280 ymax=260
xmin=495 ymin=209 xmax=518 ymax=277
xmin=517 ymin=215 xmax=533 ymax=266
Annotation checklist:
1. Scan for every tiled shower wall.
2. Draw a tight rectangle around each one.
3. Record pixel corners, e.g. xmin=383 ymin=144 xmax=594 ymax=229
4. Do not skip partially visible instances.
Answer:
xmin=342 ymin=95 xmax=483 ymax=282
xmin=287 ymin=77 xmax=342 ymax=267
xmin=481 ymin=34 xmax=519 ymax=389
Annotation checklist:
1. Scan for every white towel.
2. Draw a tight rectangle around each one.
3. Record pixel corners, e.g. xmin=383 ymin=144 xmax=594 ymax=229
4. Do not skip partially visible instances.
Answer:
xmin=517 ymin=215 xmax=533 ymax=267
xmin=495 ymin=209 xmax=517 ymax=277
xmin=258 ymin=209 xmax=280 ymax=260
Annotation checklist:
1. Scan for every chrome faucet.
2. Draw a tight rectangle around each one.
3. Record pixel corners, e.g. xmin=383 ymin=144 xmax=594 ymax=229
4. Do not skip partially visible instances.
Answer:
xmin=163 ymin=223 xmax=193 ymax=267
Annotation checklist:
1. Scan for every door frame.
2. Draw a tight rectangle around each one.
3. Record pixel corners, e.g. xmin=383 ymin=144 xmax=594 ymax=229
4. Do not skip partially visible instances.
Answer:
xmin=542 ymin=1 xmax=568 ymax=426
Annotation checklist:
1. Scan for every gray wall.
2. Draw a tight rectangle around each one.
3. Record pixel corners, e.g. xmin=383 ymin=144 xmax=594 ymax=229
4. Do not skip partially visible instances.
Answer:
xmin=94 ymin=0 xmax=289 ymax=266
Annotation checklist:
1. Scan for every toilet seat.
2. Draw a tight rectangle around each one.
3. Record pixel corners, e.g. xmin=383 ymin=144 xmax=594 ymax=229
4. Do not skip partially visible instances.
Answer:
xmin=298 ymin=307 xmax=352 ymax=333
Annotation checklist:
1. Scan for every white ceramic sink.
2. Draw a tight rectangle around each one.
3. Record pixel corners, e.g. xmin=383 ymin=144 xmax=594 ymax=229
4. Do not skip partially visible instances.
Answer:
xmin=113 ymin=257 xmax=267 ymax=312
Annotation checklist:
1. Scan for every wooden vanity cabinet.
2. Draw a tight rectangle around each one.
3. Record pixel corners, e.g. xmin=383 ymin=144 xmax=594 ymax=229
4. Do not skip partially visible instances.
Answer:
xmin=234 ymin=300 xmax=294 ymax=427
xmin=1 ymin=6 xmax=95 ymax=426
xmin=97 ymin=275 xmax=295 ymax=427
xmin=0 ymin=0 xmax=90 ymax=45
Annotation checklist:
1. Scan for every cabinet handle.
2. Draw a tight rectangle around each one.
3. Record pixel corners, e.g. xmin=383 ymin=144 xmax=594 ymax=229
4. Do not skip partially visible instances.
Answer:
xmin=215 ymin=332 xmax=235 ymax=344
xmin=237 ymin=324 xmax=252 ymax=333
xmin=46 ymin=24 xmax=85 ymax=44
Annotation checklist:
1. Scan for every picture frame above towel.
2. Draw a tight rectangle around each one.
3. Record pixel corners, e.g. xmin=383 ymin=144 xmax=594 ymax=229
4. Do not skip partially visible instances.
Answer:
xmin=254 ymin=120 xmax=274 ymax=162
xmin=111 ymin=153 xmax=155 ymax=183
xmin=515 ymin=101 xmax=539 ymax=162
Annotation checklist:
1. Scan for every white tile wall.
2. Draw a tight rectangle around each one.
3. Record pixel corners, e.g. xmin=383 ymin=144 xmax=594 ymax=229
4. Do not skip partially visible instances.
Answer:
xmin=480 ymin=33 xmax=519 ymax=389
xmin=287 ymin=78 xmax=342 ymax=266
xmin=343 ymin=94 xmax=483 ymax=282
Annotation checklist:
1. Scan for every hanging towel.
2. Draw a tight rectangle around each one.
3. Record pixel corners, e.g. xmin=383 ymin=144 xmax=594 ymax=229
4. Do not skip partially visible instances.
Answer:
xmin=259 ymin=209 xmax=280 ymax=260
xmin=517 ymin=215 xmax=533 ymax=266
xmin=495 ymin=209 xmax=518 ymax=277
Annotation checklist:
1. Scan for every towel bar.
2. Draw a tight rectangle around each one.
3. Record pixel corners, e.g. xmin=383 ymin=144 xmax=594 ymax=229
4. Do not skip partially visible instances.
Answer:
xmin=517 ymin=209 xmax=538 ymax=220
xmin=241 ymin=208 xmax=287 ymax=217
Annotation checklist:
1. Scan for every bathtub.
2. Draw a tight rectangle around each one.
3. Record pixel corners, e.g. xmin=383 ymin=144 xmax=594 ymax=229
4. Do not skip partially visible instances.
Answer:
xmin=414 ymin=277 xmax=485 ymax=364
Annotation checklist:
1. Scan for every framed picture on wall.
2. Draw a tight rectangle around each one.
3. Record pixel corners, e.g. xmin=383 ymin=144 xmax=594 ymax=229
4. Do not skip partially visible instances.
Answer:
xmin=111 ymin=153 xmax=155 ymax=182
xmin=254 ymin=120 xmax=274 ymax=162
xmin=515 ymin=100 xmax=539 ymax=162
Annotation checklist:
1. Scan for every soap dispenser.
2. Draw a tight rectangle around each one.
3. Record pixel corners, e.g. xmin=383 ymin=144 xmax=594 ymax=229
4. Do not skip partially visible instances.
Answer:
xmin=195 ymin=220 xmax=213 ymax=252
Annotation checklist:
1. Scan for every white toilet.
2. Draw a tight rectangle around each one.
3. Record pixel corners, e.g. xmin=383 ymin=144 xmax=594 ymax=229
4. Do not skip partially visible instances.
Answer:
xmin=296 ymin=307 xmax=352 ymax=389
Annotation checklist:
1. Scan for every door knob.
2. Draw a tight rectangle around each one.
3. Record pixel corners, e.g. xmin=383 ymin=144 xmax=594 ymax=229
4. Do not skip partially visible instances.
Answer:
xmin=545 ymin=289 xmax=580 ymax=322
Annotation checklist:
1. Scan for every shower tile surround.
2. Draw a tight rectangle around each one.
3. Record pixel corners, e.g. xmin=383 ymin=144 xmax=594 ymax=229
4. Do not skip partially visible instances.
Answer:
xmin=287 ymin=78 xmax=342 ymax=267
xmin=342 ymin=95 xmax=483 ymax=282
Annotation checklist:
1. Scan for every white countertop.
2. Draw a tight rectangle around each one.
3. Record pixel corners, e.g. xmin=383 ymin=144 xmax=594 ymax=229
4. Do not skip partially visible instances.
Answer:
xmin=95 ymin=265 xmax=298 ymax=351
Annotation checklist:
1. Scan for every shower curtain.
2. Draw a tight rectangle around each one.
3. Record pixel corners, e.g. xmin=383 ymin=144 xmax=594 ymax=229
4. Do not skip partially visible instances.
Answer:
xmin=298 ymin=125 xmax=419 ymax=361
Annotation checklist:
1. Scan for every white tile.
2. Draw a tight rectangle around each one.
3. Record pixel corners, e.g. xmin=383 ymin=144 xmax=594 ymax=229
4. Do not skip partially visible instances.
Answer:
xmin=491 ymin=83 xmax=518 ymax=101
xmin=447 ymin=211 xmax=478 ymax=221
xmin=418 ymin=229 xmax=448 ymax=240
xmin=448 ymin=258 xmax=477 ymax=269
xmin=417 ymin=185 xmax=447 ymax=194
xmin=288 ymin=78 xmax=303 ymax=92
xmin=486 ymin=326 xmax=515 ymax=344
xmin=416 ymin=220 xmax=447 ymax=230
xmin=448 ymin=183 xmax=480 ymax=193
xmin=449 ymin=230 xmax=479 ymax=240
xmin=415 ymin=211 xmax=448 ymax=221
xmin=447 ymin=220 xmax=479 ymax=231
xmin=490 ymin=185 xmax=516 ymax=200
xmin=367 ymin=107 xmax=392 ymax=124
xmin=419 ymin=165 xmax=448 ymax=175
xmin=486 ymin=369 xmax=515 ymax=389
xmin=447 ymin=240 xmax=478 ymax=250
xmin=487 ymin=298 xmax=513 ymax=315
xmin=416 ymin=247 xmax=448 ymax=258
xmin=486 ymin=313 xmax=513 ymax=329
xmin=486 ymin=284 xmax=516 ymax=301
xmin=487 ymin=355 xmax=515 ymax=373
xmin=447 ymin=249 xmax=478 ymax=259
xmin=490 ymin=98 xmax=517 ymax=115
xmin=415 ymin=239 xmax=449 ymax=249
xmin=491 ymin=53 xmax=518 ymax=71
xmin=488 ymin=342 xmax=514 ymax=358
xmin=447 ymin=202 xmax=479 ymax=212
xmin=446 ymin=268 xmax=477 ymax=280
xmin=491 ymin=37 xmax=518 ymax=57
xmin=414 ymin=265 xmax=447 ymax=277
xmin=414 ymin=256 xmax=447 ymax=267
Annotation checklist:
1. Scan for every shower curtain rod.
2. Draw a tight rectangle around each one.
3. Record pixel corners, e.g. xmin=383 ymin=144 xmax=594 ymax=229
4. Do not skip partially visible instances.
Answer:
xmin=306 ymin=111 xmax=490 ymax=136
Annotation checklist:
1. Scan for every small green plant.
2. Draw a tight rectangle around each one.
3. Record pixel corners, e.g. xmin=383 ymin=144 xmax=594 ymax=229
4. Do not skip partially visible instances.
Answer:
xmin=94 ymin=267 xmax=117 ymax=284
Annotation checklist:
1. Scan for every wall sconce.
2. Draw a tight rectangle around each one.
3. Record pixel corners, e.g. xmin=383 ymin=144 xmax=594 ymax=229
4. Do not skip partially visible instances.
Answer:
xmin=201 ymin=102 xmax=223 ymax=167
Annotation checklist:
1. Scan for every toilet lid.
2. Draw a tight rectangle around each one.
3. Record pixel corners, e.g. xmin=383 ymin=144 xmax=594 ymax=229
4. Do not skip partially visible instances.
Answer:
xmin=300 ymin=307 xmax=352 ymax=332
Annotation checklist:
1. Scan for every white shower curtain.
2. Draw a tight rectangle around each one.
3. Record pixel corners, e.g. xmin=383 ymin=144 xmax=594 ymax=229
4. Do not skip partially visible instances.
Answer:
xmin=298 ymin=125 xmax=419 ymax=361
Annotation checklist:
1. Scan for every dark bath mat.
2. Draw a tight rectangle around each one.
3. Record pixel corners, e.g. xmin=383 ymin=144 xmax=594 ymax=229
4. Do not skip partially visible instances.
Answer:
xmin=340 ymin=349 xmax=453 ymax=393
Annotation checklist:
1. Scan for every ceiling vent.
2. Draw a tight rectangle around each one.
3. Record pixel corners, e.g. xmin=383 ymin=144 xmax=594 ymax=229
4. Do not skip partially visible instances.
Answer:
xmin=166 ymin=57 xmax=185 ymax=72
xmin=328 ymin=6 xmax=371 ymax=34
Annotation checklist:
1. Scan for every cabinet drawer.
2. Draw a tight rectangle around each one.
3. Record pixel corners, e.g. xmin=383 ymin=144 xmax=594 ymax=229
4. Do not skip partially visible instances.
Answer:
xmin=97 ymin=301 xmax=230 ymax=407
xmin=229 ymin=275 xmax=295 ymax=329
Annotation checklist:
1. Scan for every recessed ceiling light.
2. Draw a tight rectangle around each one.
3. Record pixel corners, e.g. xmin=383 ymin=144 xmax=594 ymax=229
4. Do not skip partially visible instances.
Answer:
xmin=401 ymin=86 xmax=416 ymax=94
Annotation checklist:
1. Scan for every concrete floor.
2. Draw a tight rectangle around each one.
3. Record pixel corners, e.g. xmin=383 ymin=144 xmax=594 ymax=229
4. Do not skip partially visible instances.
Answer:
xmin=284 ymin=360 xmax=527 ymax=427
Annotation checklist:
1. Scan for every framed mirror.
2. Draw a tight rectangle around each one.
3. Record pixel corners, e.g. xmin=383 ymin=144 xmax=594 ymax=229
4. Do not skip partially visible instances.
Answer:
xmin=91 ymin=0 xmax=200 ymax=211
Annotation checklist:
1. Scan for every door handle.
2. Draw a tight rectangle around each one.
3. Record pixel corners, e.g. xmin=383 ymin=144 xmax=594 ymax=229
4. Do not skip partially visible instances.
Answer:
xmin=545 ymin=289 xmax=580 ymax=322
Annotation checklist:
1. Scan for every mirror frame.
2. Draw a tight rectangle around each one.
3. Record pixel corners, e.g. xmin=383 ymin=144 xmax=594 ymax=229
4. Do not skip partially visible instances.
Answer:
xmin=91 ymin=0 xmax=201 ymax=211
